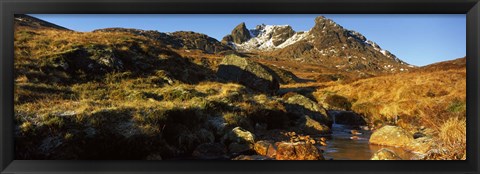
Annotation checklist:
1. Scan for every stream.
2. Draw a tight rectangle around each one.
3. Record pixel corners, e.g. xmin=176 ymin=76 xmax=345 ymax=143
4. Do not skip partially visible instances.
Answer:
xmin=319 ymin=111 xmax=416 ymax=160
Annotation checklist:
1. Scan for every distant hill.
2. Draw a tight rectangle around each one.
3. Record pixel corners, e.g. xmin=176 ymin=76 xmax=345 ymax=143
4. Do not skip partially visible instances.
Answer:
xmin=93 ymin=28 xmax=234 ymax=54
xmin=414 ymin=57 xmax=466 ymax=72
xmin=14 ymin=14 xmax=70 ymax=30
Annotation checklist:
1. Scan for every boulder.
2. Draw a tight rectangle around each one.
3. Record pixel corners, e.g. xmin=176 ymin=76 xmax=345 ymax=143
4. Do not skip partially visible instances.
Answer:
xmin=223 ymin=127 xmax=255 ymax=145
xmin=297 ymin=116 xmax=331 ymax=135
xmin=282 ymin=93 xmax=331 ymax=127
xmin=370 ymin=148 xmax=402 ymax=160
xmin=369 ymin=125 xmax=414 ymax=147
xmin=217 ymin=55 xmax=279 ymax=94
xmin=192 ymin=143 xmax=228 ymax=160
xmin=275 ymin=142 xmax=325 ymax=160
xmin=253 ymin=140 xmax=277 ymax=158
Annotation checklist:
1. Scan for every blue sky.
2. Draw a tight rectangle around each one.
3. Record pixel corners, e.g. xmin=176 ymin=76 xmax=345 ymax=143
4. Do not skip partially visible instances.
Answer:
xmin=30 ymin=14 xmax=465 ymax=66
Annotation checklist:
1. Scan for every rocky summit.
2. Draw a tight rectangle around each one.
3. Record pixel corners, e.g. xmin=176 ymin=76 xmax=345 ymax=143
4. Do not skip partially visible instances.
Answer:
xmin=222 ymin=16 xmax=412 ymax=75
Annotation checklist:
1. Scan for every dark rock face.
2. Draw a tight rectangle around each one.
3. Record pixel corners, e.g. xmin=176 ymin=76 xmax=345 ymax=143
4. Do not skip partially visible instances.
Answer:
xmin=230 ymin=22 xmax=251 ymax=44
xmin=271 ymin=25 xmax=295 ymax=46
xmin=217 ymin=55 xmax=280 ymax=94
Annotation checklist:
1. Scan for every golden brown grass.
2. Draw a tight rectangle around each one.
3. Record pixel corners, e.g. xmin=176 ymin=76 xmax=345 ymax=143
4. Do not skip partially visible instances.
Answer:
xmin=314 ymin=68 xmax=465 ymax=127
xmin=313 ymin=67 xmax=466 ymax=159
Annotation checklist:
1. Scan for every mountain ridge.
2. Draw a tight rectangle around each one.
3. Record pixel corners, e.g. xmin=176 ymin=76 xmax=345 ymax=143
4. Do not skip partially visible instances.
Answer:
xmin=222 ymin=16 xmax=412 ymax=74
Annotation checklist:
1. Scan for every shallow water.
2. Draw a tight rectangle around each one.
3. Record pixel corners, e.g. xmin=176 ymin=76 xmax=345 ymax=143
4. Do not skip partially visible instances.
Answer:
xmin=320 ymin=124 xmax=415 ymax=160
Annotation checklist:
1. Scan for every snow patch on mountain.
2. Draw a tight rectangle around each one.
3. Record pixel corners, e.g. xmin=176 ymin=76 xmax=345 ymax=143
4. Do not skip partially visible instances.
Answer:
xmin=233 ymin=24 xmax=306 ymax=51
xmin=277 ymin=31 xmax=311 ymax=48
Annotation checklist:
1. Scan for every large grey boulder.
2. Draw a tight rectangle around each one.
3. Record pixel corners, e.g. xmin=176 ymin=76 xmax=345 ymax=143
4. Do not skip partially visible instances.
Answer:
xmin=217 ymin=55 xmax=279 ymax=94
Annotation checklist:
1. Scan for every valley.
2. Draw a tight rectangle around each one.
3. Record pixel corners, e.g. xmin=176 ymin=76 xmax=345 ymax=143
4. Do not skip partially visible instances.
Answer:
xmin=13 ymin=14 xmax=466 ymax=160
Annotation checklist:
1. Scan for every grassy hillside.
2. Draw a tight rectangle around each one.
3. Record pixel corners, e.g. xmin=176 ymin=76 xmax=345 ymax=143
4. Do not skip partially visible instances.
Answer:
xmin=13 ymin=15 xmax=466 ymax=160
xmin=314 ymin=58 xmax=466 ymax=159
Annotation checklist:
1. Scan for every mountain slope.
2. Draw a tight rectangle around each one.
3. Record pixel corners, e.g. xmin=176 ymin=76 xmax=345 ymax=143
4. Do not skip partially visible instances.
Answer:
xmin=223 ymin=16 xmax=412 ymax=74
xmin=14 ymin=14 xmax=70 ymax=30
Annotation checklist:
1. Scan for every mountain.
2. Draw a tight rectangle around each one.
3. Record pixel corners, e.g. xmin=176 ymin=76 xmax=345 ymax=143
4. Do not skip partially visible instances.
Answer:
xmin=223 ymin=16 xmax=412 ymax=74
xmin=13 ymin=14 xmax=466 ymax=160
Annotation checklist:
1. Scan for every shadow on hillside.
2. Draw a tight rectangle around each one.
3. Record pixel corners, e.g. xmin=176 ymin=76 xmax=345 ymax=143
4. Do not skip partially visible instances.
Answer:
xmin=278 ymin=85 xmax=327 ymax=102
xmin=20 ymin=45 xmax=219 ymax=85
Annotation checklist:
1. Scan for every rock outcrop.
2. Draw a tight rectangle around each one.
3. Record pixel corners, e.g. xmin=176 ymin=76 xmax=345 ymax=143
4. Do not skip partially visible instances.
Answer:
xmin=282 ymin=93 xmax=331 ymax=125
xmin=228 ymin=22 xmax=251 ymax=44
xmin=217 ymin=55 xmax=280 ymax=94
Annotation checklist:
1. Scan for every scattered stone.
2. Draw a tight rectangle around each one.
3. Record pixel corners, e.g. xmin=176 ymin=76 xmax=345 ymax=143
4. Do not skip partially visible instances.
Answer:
xmin=370 ymin=148 xmax=402 ymax=160
xmin=275 ymin=142 xmax=324 ymax=160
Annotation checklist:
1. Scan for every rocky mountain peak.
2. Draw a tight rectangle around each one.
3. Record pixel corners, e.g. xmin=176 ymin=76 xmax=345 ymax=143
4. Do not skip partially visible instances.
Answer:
xmin=223 ymin=23 xmax=298 ymax=51
xmin=230 ymin=22 xmax=251 ymax=44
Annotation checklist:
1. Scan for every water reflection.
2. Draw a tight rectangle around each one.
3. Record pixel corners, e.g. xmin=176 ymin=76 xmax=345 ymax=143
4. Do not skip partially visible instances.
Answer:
xmin=321 ymin=124 xmax=415 ymax=160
